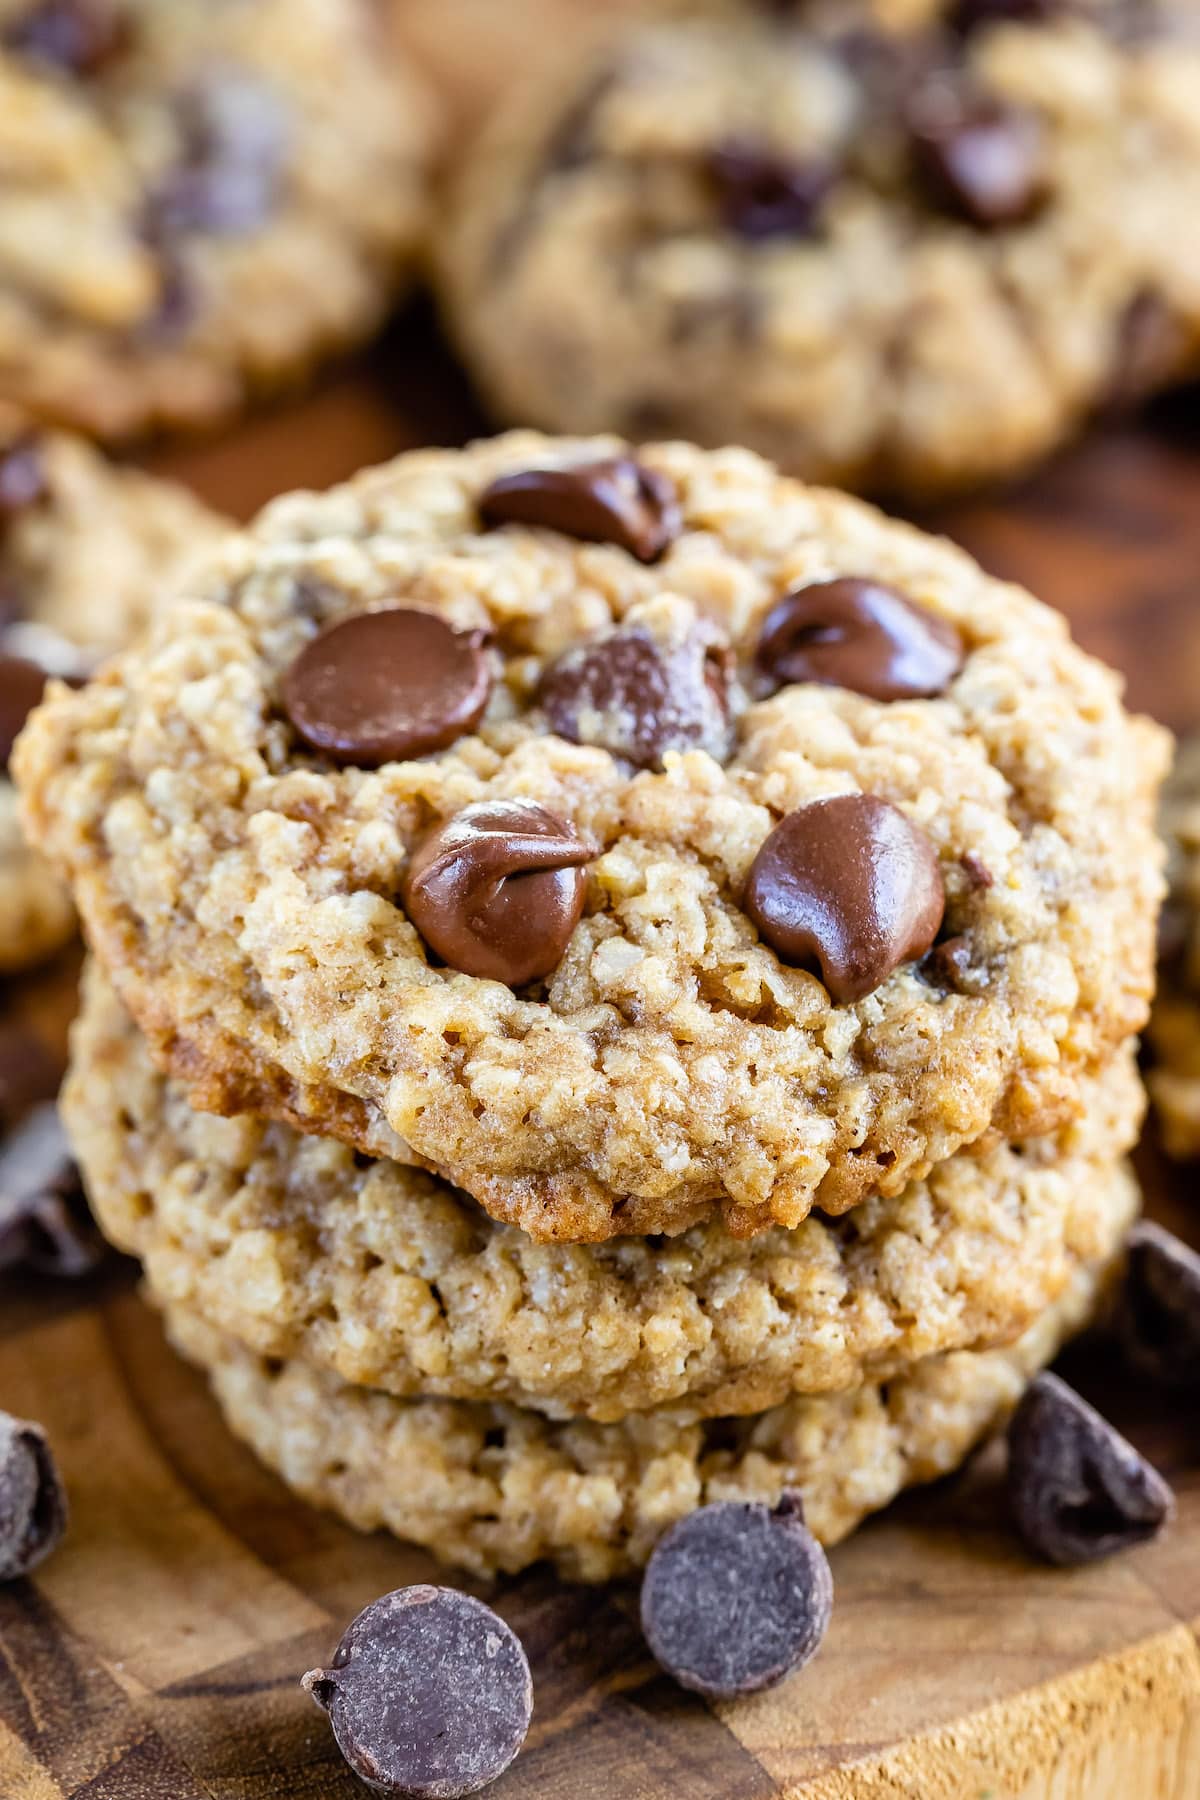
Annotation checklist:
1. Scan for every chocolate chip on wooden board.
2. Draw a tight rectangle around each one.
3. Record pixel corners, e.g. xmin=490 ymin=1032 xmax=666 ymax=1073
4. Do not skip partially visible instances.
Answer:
xmin=303 ymin=1586 xmax=533 ymax=1798
xmin=1007 ymin=1372 xmax=1175 ymax=1566
xmin=1117 ymin=1222 xmax=1200 ymax=1389
xmin=708 ymin=139 xmax=835 ymax=241
xmin=909 ymin=86 xmax=1048 ymax=229
xmin=0 ymin=1411 xmax=67 ymax=1581
xmin=640 ymin=1493 xmax=834 ymax=1701
xmin=0 ymin=1103 xmax=102 ymax=1278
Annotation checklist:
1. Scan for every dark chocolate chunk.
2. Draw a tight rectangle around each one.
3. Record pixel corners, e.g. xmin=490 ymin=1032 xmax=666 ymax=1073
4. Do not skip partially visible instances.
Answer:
xmin=708 ymin=139 xmax=835 ymax=241
xmin=1117 ymin=1222 xmax=1200 ymax=1389
xmin=1007 ymin=1371 xmax=1175 ymax=1566
xmin=402 ymin=799 xmax=594 ymax=987
xmin=539 ymin=624 xmax=734 ymax=769
xmin=146 ymin=72 xmax=288 ymax=240
xmin=0 ymin=436 xmax=48 ymax=522
xmin=4 ymin=0 xmax=127 ymax=75
xmin=282 ymin=609 xmax=492 ymax=767
xmin=0 ymin=652 xmax=47 ymax=770
xmin=0 ymin=1104 xmax=102 ymax=1279
xmin=960 ymin=851 xmax=994 ymax=890
xmin=743 ymin=793 xmax=945 ymax=1001
xmin=755 ymin=577 xmax=964 ymax=702
xmin=480 ymin=458 xmax=681 ymax=563
xmin=910 ymin=87 xmax=1048 ymax=228
xmin=640 ymin=1493 xmax=833 ymax=1700
xmin=0 ymin=1411 xmax=67 ymax=1581
xmin=302 ymin=1585 xmax=533 ymax=1798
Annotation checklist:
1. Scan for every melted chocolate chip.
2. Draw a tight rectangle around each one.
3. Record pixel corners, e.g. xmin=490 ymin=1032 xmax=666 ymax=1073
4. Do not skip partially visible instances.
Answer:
xmin=1117 ymin=1222 xmax=1200 ymax=1389
xmin=402 ymin=800 xmax=594 ymax=987
xmin=0 ymin=437 xmax=48 ymax=522
xmin=302 ymin=1586 xmax=533 ymax=1799
xmin=0 ymin=1105 xmax=102 ymax=1279
xmin=539 ymin=625 xmax=734 ymax=769
xmin=0 ymin=652 xmax=47 ymax=770
xmin=708 ymin=139 xmax=835 ymax=241
xmin=282 ymin=610 xmax=492 ymax=767
xmin=0 ymin=1411 xmax=67 ymax=1581
xmin=910 ymin=88 xmax=1048 ymax=228
xmin=146 ymin=73 xmax=288 ymax=240
xmin=755 ymin=578 xmax=964 ymax=702
xmin=480 ymin=458 xmax=681 ymax=563
xmin=640 ymin=1494 xmax=833 ymax=1700
xmin=4 ymin=0 xmax=127 ymax=75
xmin=1007 ymin=1371 xmax=1174 ymax=1566
xmin=744 ymin=793 xmax=945 ymax=1001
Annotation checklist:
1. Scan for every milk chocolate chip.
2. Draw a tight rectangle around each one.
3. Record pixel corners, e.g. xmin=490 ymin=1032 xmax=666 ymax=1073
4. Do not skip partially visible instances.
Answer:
xmin=303 ymin=1586 xmax=533 ymax=1799
xmin=744 ymin=793 xmax=945 ymax=1001
xmin=539 ymin=626 xmax=733 ymax=769
xmin=708 ymin=139 xmax=834 ymax=241
xmin=480 ymin=458 xmax=681 ymax=563
xmin=910 ymin=89 xmax=1048 ymax=227
xmin=0 ymin=1411 xmax=67 ymax=1581
xmin=755 ymin=578 xmax=963 ymax=701
xmin=402 ymin=800 xmax=594 ymax=986
xmin=1117 ymin=1222 xmax=1200 ymax=1389
xmin=0 ymin=653 xmax=47 ymax=770
xmin=283 ymin=609 xmax=492 ymax=767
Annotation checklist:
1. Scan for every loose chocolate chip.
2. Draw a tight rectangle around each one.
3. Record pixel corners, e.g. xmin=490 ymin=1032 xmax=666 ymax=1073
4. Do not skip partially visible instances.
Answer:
xmin=4 ymin=0 xmax=127 ymax=75
xmin=744 ymin=793 xmax=945 ymax=1002
xmin=302 ymin=1586 xmax=533 ymax=1799
xmin=0 ymin=652 xmax=47 ymax=770
xmin=708 ymin=139 xmax=835 ymax=241
xmin=0 ymin=437 xmax=48 ymax=522
xmin=1007 ymin=1371 xmax=1174 ymax=1566
xmin=480 ymin=458 xmax=681 ymax=563
xmin=640 ymin=1493 xmax=833 ymax=1700
xmin=910 ymin=88 xmax=1048 ymax=228
xmin=0 ymin=1105 xmax=102 ymax=1279
xmin=282 ymin=610 xmax=492 ymax=768
xmin=146 ymin=73 xmax=288 ymax=240
xmin=539 ymin=625 xmax=734 ymax=770
xmin=1117 ymin=1222 xmax=1200 ymax=1389
xmin=755 ymin=578 xmax=964 ymax=702
xmin=0 ymin=1411 xmax=67 ymax=1581
xmin=402 ymin=799 xmax=594 ymax=987
xmin=923 ymin=932 xmax=975 ymax=992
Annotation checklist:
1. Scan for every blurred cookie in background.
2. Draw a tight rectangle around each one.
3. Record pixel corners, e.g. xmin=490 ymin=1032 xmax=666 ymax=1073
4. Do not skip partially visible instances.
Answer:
xmin=1149 ymin=737 xmax=1200 ymax=1161
xmin=0 ymin=0 xmax=439 ymax=440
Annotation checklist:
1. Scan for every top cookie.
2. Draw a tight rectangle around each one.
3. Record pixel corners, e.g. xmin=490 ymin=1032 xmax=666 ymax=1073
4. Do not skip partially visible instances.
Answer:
xmin=438 ymin=5 xmax=1200 ymax=496
xmin=0 ymin=0 xmax=437 ymax=440
xmin=16 ymin=433 xmax=1168 ymax=1240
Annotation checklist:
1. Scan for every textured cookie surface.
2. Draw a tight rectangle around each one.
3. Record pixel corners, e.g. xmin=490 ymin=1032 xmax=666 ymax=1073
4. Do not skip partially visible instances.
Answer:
xmin=19 ymin=432 xmax=1168 ymax=1239
xmin=67 ymin=961 xmax=1144 ymax=1421
xmin=438 ymin=8 xmax=1200 ymax=497
xmin=157 ymin=1245 xmax=1125 ymax=1583
xmin=1149 ymin=736 xmax=1200 ymax=1160
xmin=0 ymin=0 xmax=435 ymax=440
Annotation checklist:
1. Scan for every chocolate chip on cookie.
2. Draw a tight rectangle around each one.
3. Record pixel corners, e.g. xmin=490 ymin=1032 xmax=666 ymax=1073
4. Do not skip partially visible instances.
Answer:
xmin=148 ymin=73 xmax=289 ymax=241
xmin=755 ymin=578 xmax=964 ymax=701
xmin=744 ymin=793 xmax=945 ymax=1001
xmin=4 ymin=0 xmax=128 ymax=75
xmin=0 ymin=653 xmax=48 ymax=770
xmin=910 ymin=88 xmax=1048 ymax=228
xmin=0 ymin=437 xmax=49 ymax=522
xmin=282 ymin=609 xmax=492 ymax=767
xmin=1117 ymin=1222 xmax=1200 ymax=1389
xmin=480 ymin=458 xmax=682 ymax=562
xmin=0 ymin=1104 xmax=102 ymax=1279
xmin=708 ymin=139 xmax=835 ymax=241
xmin=302 ymin=1585 xmax=533 ymax=1799
xmin=0 ymin=1411 xmax=68 ymax=1581
xmin=1007 ymin=1371 xmax=1175 ymax=1566
xmin=640 ymin=1493 xmax=833 ymax=1700
xmin=539 ymin=625 xmax=734 ymax=769
xmin=402 ymin=799 xmax=594 ymax=986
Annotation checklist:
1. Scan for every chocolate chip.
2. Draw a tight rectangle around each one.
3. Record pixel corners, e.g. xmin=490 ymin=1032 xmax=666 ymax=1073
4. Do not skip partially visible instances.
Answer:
xmin=910 ymin=88 xmax=1048 ymax=228
xmin=961 ymin=851 xmax=994 ymax=890
xmin=282 ymin=610 xmax=492 ymax=767
xmin=755 ymin=578 xmax=964 ymax=702
xmin=0 ymin=652 xmax=47 ymax=771
xmin=1117 ymin=1222 xmax=1200 ymax=1389
xmin=1007 ymin=1371 xmax=1175 ymax=1566
xmin=480 ymin=458 xmax=681 ymax=563
xmin=640 ymin=1493 xmax=833 ymax=1700
xmin=302 ymin=1586 xmax=533 ymax=1799
xmin=0 ymin=1411 xmax=67 ymax=1581
xmin=708 ymin=139 xmax=835 ymax=241
xmin=539 ymin=625 xmax=733 ymax=770
xmin=146 ymin=73 xmax=288 ymax=240
xmin=0 ymin=436 xmax=48 ymax=522
xmin=4 ymin=0 xmax=127 ymax=75
xmin=0 ymin=1104 xmax=102 ymax=1279
xmin=744 ymin=793 xmax=945 ymax=1001
xmin=402 ymin=800 xmax=594 ymax=987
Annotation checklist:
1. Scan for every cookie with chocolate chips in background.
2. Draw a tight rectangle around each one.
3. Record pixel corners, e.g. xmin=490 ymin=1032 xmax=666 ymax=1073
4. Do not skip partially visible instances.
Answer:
xmin=18 ymin=432 xmax=1168 ymax=1243
xmin=0 ymin=0 xmax=438 ymax=441
xmin=437 ymin=4 xmax=1200 ymax=497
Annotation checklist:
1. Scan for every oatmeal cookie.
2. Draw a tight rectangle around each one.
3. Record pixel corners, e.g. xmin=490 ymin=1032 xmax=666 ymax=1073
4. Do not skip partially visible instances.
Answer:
xmin=0 ymin=420 xmax=225 ymax=970
xmin=1148 ymin=736 xmax=1200 ymax=1160
xmin=157 ymin=1247 xmax=1123 ymax=1582
xmin=0 ymin=0 xmax=436 ymax=440
xmin=18 ymin=433 xmax=1167 ymax=1239
xmin=67 ymin=960 xmax=1144 ymax=1421
xmin=437 ymin=9 xmax=1200 ymax=496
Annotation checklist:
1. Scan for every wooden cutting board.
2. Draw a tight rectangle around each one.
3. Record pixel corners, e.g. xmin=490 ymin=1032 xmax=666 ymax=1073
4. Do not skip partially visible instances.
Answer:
xmin=1 ymin=314 xmax=1199 ymax=1799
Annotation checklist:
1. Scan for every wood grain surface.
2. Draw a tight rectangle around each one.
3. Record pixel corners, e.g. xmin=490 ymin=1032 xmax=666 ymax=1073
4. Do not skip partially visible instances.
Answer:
xmin=0 ymin=306 xmax=1198 ymax=1799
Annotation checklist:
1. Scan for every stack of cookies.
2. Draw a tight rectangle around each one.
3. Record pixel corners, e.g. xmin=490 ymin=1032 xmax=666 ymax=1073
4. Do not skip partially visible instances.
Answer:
xmin=18 ymin=431 xmax=1168 ymax=1582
